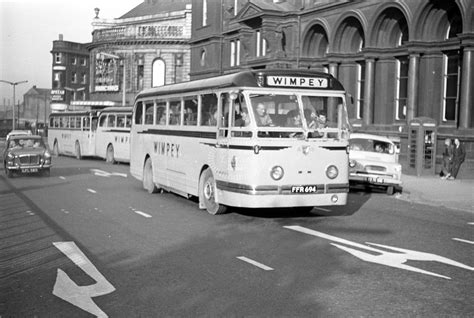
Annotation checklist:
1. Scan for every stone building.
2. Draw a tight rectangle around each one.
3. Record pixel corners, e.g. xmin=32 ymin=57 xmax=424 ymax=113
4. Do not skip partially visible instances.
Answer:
xmin=22 ymin=86 xmax=51 ymax=127
xmin=191 ymin=0 xmax=474 ymax=174
xmin=86 ymin=0 xmax=192 ymax=106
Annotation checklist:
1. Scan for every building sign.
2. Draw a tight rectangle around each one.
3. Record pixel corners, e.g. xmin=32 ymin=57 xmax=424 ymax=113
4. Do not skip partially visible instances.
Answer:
xmin=266 ymin=76 xmax=328 ymax=89
xmin=94 ymin=52 xmax=120 ymax=92
xmin=51 ymin=89 xmax=65 ymax=102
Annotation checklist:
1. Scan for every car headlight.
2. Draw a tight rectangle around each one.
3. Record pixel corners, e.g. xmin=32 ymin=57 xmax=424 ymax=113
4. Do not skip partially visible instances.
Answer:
xmin=349 ymin=159 xmax=356 ymax=168
xmin=326 ymin=165 xmax=338 ymax=179
xmin=270 ymin=165 xmax=284 ymax=180
xmin=7 ymin=153 xmax=15 ymax=160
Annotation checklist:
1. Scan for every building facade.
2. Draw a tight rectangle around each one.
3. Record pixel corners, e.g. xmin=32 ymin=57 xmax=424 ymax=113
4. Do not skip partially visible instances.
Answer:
xmin=22 ymin=85 xmax=51 ymax=127
xmin=191 ymin=0 xmax=474 ymax=174
xmin=86 ymin=0 xmax=192 ymax=107
xmin=50 ymin=34 xmax=90 ymax=111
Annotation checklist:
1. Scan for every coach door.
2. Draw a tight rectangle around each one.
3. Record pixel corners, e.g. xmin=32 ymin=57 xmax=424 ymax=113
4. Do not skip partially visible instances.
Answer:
xmin=215 ymin=93 xmax=231 ymax=178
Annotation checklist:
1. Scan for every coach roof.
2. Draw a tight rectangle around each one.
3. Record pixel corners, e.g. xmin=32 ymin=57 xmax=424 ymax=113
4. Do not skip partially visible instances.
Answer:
xmin=136 ymin=70 xmax=344 ymax=100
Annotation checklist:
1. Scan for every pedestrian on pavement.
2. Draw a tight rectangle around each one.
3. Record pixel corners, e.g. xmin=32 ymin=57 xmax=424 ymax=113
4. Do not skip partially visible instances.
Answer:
xmin=440 ymin=138 xmax=454 ymax=179
xmin=448 ymin=138 xmax=466 ymax=180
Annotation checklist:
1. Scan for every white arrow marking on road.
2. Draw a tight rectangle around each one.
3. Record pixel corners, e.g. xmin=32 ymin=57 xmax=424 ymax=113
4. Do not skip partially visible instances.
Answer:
xmin=87 ymin=189 xmax=97 ymax=194
xmin=453 ymin=238 xmax=474 ymax=245
xmin=91 ymin=169 xmax=127 ymax=178
xmin=284 ymin=225 xmax=474 ymax=280
xmin=237 ymin=256 xmax=274 ymax=271
xmin=52 ymin=242 xmax=115 ymax=318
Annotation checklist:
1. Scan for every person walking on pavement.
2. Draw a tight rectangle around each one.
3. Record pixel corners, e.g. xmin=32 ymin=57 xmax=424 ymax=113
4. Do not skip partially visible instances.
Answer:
xmin=448 ymin=138 xmax=466 ymax=180
xmin=440 ymin=138 xmax=454 ymax=179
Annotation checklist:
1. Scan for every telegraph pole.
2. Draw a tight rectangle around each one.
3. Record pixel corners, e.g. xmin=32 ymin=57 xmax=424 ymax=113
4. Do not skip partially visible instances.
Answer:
xmin=0 ymin=80 xmax=28 ymax=130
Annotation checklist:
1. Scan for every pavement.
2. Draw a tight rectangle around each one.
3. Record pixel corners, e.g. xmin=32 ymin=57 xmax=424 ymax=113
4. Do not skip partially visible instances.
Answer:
xmin=397 ymin=174 xmax=474 ymax=213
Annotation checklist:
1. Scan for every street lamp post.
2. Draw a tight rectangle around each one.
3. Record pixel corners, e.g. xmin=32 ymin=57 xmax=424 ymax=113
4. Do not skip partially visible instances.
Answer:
xmin=0 ymin=79 xmax=28 ymax=130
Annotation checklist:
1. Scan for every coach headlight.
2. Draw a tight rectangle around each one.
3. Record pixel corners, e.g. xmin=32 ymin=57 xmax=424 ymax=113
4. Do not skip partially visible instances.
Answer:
xmin=326 ymin=165 xmax=338 ymax=179
xmin=270 ymin=166 xmax=284 ymax=181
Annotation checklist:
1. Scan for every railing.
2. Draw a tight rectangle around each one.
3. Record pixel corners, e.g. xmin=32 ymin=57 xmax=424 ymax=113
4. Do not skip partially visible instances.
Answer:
xmin=93 ymin=25 xmax=186 ymax=42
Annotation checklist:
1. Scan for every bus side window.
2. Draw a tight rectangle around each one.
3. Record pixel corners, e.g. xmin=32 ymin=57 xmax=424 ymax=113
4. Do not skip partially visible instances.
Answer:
xmin=99 ymin=115 xmax=107 ymax=128
xmin=184 ymin=96 xmax=198 ymax=126
xmin=201 ymin=93 xmax=217 ymax=126
xmin=135 ymin=101 xmax=143 ymax=125
xmin=169 ymin=100 xmax=181 ymax=125
xmin=76 ymin=117 xmax=81 ymax=129
xmin=91 ymin=118 xmax=98 ymax=132
xmin=108 ymin=115 xmax=117 ymax=128
xmin=144 ymin=102 xmax=154 ymax=125
xmin=117 ymin=115 xmax=125 ymax=128
xmin=155 ymin=101 xmax=166 ymax=125
xmin=126 ymin=115 xmax=132 ymax=128
xmin=83 ymin=117 xmax=90 ymax=130
xmin=70 ymin=117 xmax=76 ymax=129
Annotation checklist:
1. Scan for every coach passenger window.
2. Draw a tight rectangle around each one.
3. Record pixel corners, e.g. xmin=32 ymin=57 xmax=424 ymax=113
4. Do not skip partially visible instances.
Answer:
xmin=117 ymin=115 xmax=125 ymax=128
xmin=169 ymin=100 xmax=181 ymax=125
xmin=126 ymin=115 xmax=132 ymax=128
xmin=184 ymin=96 xmax=198 ymax=126
xmin=99 ymin=115 xmax=107 ymax=127
xmin=156 ymin=101 xmax=166 ymax=125
xmin=201 ymin=93 xmax=218 ymax=126
xmin=135 ymin=101 xmax=143 ymax=125
xmin=83 ymin=117 xmax=90 ymax=129
xmin=145 ymin=102 xmax=154 ymax=125
xmin=70 ymin=117 xmax=76 ymax=129
xmin=76 ymin=117 xmax=81 ymax=129
xmin=108 ymin=115 xmax=116 ymax=127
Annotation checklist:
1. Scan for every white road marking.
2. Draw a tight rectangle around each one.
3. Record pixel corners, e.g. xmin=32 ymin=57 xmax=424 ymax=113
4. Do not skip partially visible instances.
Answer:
xmin=91 ymin=169 xmax=127 ymax=178
xmin=87 ymin=189 xmax=97 ymax=194
xmin=285 ymin=225 xmax=474 ymax=280
xmin=237 ymin=256 xmax=274 ymax=271
xmin=468 ymin=222 xmax=474 ymax=225
xmin=313 ymin=207 xmax=331 ymax=212
xmin=59 ymin=176 xmax=66 ymax=180
xmin=134 ymin=211 xmax=152 ymax=218
xmin=52 ymin=242 xmax=115 ymax=318
xmin=111 ymin=172 xmax=127 ymax=178
xmin=453 ymin=238 xmax=474 ymax=245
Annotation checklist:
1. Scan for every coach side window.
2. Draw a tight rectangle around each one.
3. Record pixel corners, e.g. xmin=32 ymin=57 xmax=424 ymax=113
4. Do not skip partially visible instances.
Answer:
xmin=117 ymin=115 xmax=125 ymax=128
xmin=184 ymin=96 xmax=198 ymax=126
xmin=99 ymin=115 xmax=107 ymax=127
xmin=108 ymin=114 xmax=117 ymax=128
xmin=169 ymin=100 xmax=181 ymax=125
xmin=126 ymin=115 xmax=132 ymax=128
xmin=156 ymin=101 xmax=166 ymax=125
xmin=201 ymin=93 xmax=217 ymax=126
xmin=135 ymin=101 xmax=143 ymax=125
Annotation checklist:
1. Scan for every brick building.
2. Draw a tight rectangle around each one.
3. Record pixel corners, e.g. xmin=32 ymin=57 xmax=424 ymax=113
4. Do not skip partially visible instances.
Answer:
xmin=191 ymin=0 xmax=474 ymax=175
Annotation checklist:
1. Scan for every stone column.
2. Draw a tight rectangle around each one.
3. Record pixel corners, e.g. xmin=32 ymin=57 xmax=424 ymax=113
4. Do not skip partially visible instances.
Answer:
xmin=328 ymin=62 xmax=338 ymax=78
xmin=363 ymin=58 xmax=375 ymax=126
xmin=406 ymin=53 xmax=420 ymax=123
xmin=459 ymin=47 xmax=473 ymax=129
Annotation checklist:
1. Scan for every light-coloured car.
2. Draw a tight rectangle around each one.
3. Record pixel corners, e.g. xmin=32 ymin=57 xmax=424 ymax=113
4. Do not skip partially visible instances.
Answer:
xmin=3 ymin=135 xmax=52 ymax=177
xmin=348 ymin=133 xmax=402 ymax=195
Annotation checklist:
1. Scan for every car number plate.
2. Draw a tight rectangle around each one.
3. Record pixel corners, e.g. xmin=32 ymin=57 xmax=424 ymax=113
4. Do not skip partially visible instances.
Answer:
xmin=291 ymin=185 xmax=318 ymax=193
xmin=367 ymin=177 xmax=384 ymax=184
xmin=21 ymin=168 xmax=38 ymax=173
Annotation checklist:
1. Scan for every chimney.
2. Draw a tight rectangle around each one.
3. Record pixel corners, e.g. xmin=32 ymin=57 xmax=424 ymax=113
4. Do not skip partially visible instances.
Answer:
xmin=59 ymin=34 xmax=63 ymax=41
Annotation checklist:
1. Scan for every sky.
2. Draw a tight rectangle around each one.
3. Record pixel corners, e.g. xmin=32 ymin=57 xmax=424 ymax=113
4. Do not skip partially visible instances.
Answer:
xmin=0 ymin=0 xmax=143 ymax=108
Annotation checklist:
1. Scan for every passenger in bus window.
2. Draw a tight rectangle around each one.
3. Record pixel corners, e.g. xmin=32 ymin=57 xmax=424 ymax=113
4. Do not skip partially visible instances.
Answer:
xmin=255 ymin=103 xmax=273 ymax=126
xmin=185 ymin=107 xmax=196 ymax=125
xmin=285 ymin=109 xmax=302 ymax=127
xmin=156 ymin=107 xmax=166 ymax=125
xmin=206 ymin=106 xmax=218 ymax=126
xmin=234 ymin=108 xmax=250 ymax=127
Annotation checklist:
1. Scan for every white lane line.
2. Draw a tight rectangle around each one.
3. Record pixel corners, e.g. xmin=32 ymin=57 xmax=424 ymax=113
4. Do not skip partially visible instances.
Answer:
xmin=468 ymin=222 xmax=474 ymax=225
xmin=59 ymin=176 xmax=66 ymax=180
xmin=453 ymin=238 xmax=474 ymax=245
xmin=134 ymin=211 xmax=152 ymax=218
xmin=313 ymin=207 xmax=331 ymax=212
xmin=87 ymin=189 xmax=97 ymax=194
xmin=111 ymin=172 xmax=127 ymax=178
xmin=236 ymin=256 xmax=274 ymax=271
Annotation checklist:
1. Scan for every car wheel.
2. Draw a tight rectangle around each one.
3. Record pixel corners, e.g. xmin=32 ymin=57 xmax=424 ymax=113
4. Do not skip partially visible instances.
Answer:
xmin=386 ymin=186 xmax=394 ymax=195
xmin=106 ymin=145 xmax=115 ymax=164
xmin=199 ymin=168 xmax=227 ymax=215
xmin=143 ymin=158 xmax=159 ymax=193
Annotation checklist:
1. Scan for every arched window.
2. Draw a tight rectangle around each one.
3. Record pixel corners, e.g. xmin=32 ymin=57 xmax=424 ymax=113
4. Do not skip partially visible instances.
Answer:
xmin=152 ymin=59 xmax=165 ymax=87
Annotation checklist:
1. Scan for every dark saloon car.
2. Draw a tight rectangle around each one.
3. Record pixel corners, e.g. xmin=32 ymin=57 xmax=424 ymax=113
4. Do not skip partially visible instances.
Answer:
xmin=3 ymin=135 xmax=52 ymax=177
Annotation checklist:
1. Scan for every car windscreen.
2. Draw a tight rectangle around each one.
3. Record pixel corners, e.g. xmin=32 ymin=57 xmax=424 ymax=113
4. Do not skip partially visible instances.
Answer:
xmin=8 ymin=138 xmax=45 ymax=149
xmin=349 ymin=138 xmax=394 ymax=154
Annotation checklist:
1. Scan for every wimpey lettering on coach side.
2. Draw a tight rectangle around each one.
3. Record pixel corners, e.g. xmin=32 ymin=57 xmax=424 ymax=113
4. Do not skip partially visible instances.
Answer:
xmin=267 ymin=76 xmax=328 ymax=88
xmin=154 ymin=141 xmax=180 ymax=158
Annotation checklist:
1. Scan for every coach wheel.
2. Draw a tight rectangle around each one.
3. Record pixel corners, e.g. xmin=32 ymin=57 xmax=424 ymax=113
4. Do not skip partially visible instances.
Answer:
xmin=75 ymin=142 xmax=82 ymax=160
xmin=143 ymin=158 xmax=159 ymax=194
xmin=386 ymin=186 xmax=394 ymax=195
xmin=200 ymin=168 xmax=227 ymax=215
xmin=53 ymin=141 xmax=59 ymax=157
xmin=106 ymin=145 xmax=115 ymax=164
